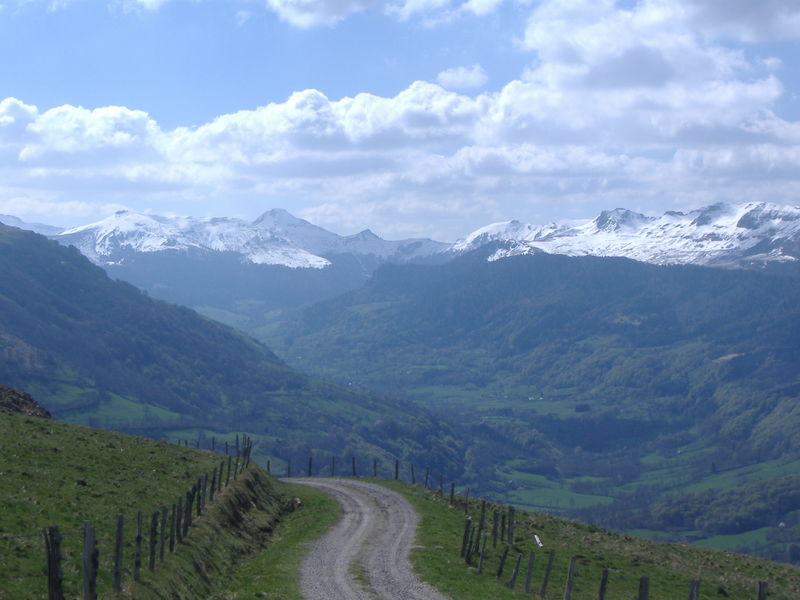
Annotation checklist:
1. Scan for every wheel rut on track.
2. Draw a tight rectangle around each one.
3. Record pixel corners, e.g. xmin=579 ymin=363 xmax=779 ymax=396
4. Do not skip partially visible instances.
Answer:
xmin=293 ymin=478 xmax=450 ymax=600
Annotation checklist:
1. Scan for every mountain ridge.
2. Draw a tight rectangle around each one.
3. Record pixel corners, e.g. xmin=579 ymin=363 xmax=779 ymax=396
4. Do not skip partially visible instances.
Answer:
xmin=0 ymin=223 xmax=464 ymax=475
xmin=5 ymin=201 xmax=800 ymax=272
xmin=454 ymin=202 xmax=800 ymax=269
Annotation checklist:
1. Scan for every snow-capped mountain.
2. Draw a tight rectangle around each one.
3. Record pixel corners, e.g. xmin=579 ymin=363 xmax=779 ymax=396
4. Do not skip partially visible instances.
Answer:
xmin=253 ymin=209 xmax=449 ymax=261
xmin=56 ymin=209 xmax=449 ymax=269
xmin=57 ymin=211 xmax=330 ymax=268
xmin=0 ymin=214 xmax=64 ymax=236
xmin=454 ymin=202 xmax=800 ymax=268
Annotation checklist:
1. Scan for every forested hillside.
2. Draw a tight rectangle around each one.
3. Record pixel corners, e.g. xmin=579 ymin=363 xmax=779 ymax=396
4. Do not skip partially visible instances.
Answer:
xmin=272 ymin=247 xmax=800 ymax=560
xmin=0 ymin=224 xmax=463 ymax=475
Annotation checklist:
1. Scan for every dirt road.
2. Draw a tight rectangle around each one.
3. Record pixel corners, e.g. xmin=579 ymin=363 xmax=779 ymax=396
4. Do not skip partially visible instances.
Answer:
xmin=293 ymin=478 xmax=450 ymax=600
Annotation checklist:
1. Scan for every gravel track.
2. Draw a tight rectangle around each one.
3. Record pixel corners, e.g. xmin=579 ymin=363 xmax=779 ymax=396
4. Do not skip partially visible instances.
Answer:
xmin=293 ymin=478 xmax=450 ymax=600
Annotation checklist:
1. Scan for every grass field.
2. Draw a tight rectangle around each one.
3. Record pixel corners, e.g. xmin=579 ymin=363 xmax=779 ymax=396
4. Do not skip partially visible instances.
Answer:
xmin=380 ymin=479 xmax=800 ymax=600
xmin=221 ymin=482 xmax=339 ymax=600
xmin=0 ymin=412 xmax=273 ymax=600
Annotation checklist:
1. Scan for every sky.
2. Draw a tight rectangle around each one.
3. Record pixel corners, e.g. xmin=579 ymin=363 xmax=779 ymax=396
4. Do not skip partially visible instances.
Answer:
xmin=0 ymin=0 xmax=799 ymax=241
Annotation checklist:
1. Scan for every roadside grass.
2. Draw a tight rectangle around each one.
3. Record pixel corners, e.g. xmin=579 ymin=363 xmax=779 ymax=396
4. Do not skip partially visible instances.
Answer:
xmin=220 ymin=481 xmax=339 ymax=600
xmin=0 ymin=412 xmax=222 ymax=600
xmin=123 ymin=467 xmax=286 ymax=600
xmin=377 ymin=479 xmax=800 ymax=600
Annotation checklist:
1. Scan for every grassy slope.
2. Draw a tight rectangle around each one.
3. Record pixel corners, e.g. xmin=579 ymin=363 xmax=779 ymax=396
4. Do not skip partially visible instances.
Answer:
xmin=0 ymin=412 xmax=284 ymax=600
xmin=383 ymin=480 xmax=800 ymax=600
xmin=222 ymin=477 xmax=800 ymax=600
xmin=0 ymin=224 xmax=464 ymax=480
xmin=221 ymin=482 xmax=339 ymax=600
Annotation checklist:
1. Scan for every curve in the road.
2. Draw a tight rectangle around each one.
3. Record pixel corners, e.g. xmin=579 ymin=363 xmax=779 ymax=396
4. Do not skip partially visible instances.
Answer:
xmin=293 ymin=478 xmax=450 ymax=600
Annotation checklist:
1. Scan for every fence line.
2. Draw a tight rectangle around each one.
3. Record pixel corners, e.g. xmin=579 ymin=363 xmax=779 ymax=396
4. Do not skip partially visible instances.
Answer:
xmin=37 ymin=435 xmax=254 ymax=600
xmin=12 ymin=436 xmax=775 ymax=600
xmin=281 ymin=451 xmax=774 ymax=600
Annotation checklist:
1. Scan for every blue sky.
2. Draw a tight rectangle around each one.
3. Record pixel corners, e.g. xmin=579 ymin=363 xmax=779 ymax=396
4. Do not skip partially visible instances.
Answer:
xmin=1 ymin=0 xmax=799 ymax=241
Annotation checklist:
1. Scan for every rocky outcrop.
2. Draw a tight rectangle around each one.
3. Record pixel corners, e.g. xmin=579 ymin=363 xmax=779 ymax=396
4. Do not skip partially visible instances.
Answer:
xmin=0 ymin=384 xmax=51 ymax=418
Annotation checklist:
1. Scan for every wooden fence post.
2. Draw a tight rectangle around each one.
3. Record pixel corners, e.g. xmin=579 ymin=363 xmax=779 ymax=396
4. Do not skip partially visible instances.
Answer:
xmin=226 ymin=456 xmax=233 ymax=484
xmin=169 ymin=503 xmax=176 ymax=552
xmin=82 ymin=521 xmax=98 ymax=600
xmin=395 ymin=459 xmax=399 ymax=480
xmin=210 ymin=467 xmax=217 ymax=502
xmin=492 ymin=510 xmax=499 ymax=548
xmin=160 ymin=506 xmax=167 ymax=561
xmin=540 ymin=549 xmax=556 ymax=598
xmin=563 ymin=556 xmax=577 ymax=600
xmin=196 ymin=479 xmax=203 ymax=516
xmin=464 ymin=523 xmax=475 ymax=564
xmin=352 ymin=456 xmax=357 ymax=477
xmin=524 ymin=550 xmax=535 ymax=594
xmin=267 ymin=459 xmax=271 ymax=475
xmin=424 ymin=467 xmax=429 ymax=489
xmin=688 ymin=579 xmax=700 ymax=600
xmin=373 ymin=458 xmax=378 ymax=478
xmin=44 ymin=525 xmax=64 ymax=600
xmin=507 ymin=506 xmax=515 ymax=544
xmin=500 ymin=512 xmax=506 ymax=542
xmin=638 ymin=576 xmax=650 ymax=600
xmin=308 ymin=456 xmax=313 ymax=477
xmin=112 ymin=515 xmax=123 ymax=592
xmin=212 ymin=436 xmax=215 ymax=452
xmin=175 ymin=498 xmax=183 ymax=544
xmin=757 ymin=581 xmax=768 ymax=600
xmin=460 ymin=518 xmax=471 ymax=557
xmin=464 ymin=488 xmax=470 ymax=514
xmin=148 ymin=511 xmax=158 ymax=570
xmin=184 ymin=489 xmax=192 ymax=536
xmin=496 ymin=545 xmax=510 ymax=578
xmin=449 ymin=483 xmax=455 ymax=506
xmin=411 ymin=464 xmax=416 ymax=485
xmin=477 ymin=536 xmax=487 ymax=574
xmin=598 ymin=568 xmax=609 ymax=600
xmin=474 ymin=501 xmax=487 ymax=554
xmin=218 ymin=459 xmax=224 ymax=491
xmin=134 ymin=511 xmax=143 ymax=581
xmin=507 ymin=553 xmax=522 ymax=589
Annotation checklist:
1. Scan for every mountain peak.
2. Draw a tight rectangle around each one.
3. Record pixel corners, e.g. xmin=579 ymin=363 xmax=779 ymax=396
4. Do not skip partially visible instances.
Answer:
xmin=348 ymin=229 xmax=381 ymax=241
xmin=253 ymin=208 xmax=306 ymax=228
xmin=593 ymin=208 xmax=651 ymax=232
xmin=457 ymin=202 xmax=800 ymax=268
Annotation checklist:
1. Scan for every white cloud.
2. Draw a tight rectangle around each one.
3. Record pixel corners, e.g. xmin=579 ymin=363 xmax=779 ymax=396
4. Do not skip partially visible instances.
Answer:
xmin=386 ymin=0 xmax=449 ymax=21
xmin=437 ymin=64 xmax=488 ymax=90
xmin=235 ymin=10 xmax=253 ymax=25
xmin=678 ymin=0 xmax=800 ymax=42
xmin=20 ymin=104 xmax=164 ymax=164
xmin=0 ymin=195 xmax=128 ymax=223
xmin=460 ymin=0 xmax=502 ymax=17
xmin=264 ymin=0 xmax=381 ymax=27
xmin=1 ymin=0 xmax=799 ymax=238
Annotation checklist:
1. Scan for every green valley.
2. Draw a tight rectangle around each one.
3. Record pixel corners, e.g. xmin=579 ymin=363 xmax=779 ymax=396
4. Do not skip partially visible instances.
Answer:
xmin=268 ymin=249 xmax=800 ymax=562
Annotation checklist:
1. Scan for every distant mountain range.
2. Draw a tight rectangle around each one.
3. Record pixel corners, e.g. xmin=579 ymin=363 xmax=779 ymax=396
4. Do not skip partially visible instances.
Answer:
xmin=456 ymin=202 xmax=800 ymax=269
xmin=2 ymin=201 xmax=799 ymax=336
xmin=55 ymin=208 xmax=450 ymax=268
xmin=0 ymin=223 xmax=462 ymax=473
xmin=6 ymin=201 xmax=800 ymax=273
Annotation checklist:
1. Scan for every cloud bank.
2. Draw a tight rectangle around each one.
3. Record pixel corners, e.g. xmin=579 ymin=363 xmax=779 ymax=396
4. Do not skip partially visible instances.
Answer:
xmin=1 ymin=0 xmax=799 ymax=239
